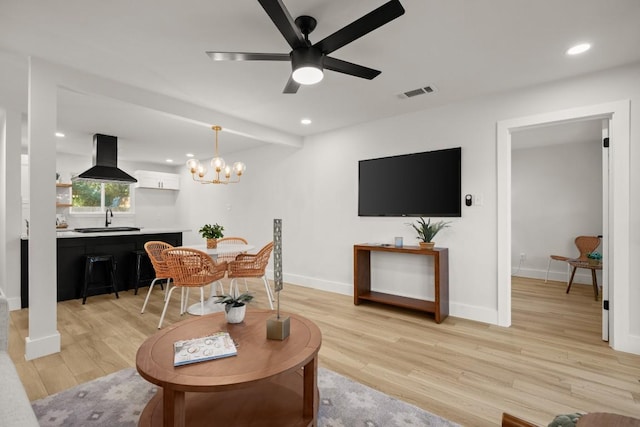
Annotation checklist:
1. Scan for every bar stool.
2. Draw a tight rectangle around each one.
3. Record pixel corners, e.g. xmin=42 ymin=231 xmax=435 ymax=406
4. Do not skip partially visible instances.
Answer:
xmin=132 ymin=250 xmax=160 ymax=295
xmin=83 ymin=254 xmax=119 ymax=304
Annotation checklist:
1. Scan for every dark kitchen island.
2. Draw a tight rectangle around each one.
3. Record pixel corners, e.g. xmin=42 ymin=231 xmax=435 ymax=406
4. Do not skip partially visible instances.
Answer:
xmin=20 ymin=229 xmax=185 ymax=308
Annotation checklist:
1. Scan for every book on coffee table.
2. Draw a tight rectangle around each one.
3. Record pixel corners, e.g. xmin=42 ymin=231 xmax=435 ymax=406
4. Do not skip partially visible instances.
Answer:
xmin=173 ymin=331 xmax=237 ymax=366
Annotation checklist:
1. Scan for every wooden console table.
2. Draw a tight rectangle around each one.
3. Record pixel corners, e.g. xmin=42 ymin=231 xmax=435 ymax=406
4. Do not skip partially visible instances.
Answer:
xmin=353 ymin=244 xmax=449 ymax=323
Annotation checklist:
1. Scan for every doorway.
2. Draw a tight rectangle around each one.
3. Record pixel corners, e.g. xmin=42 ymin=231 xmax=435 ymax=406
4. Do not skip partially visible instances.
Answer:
xmin=510 ymin=119 xmax=604 ymax=339
xmin=496 ymin=100 xmax=632 ymax=353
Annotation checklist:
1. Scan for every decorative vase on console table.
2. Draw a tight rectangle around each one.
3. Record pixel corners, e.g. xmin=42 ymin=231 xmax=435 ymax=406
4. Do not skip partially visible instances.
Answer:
xmin=207 ymin=238 xmax=218 ymax=249
xmin=419 ymin=242 xmax=435 ymax=250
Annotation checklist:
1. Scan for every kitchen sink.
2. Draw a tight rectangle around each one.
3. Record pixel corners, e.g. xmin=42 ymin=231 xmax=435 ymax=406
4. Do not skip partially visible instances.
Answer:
xmin=74 ymin=227 xmax=141 ymax=233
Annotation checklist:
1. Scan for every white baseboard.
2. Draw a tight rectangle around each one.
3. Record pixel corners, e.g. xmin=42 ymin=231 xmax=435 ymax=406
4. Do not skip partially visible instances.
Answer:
xmin=450 ymin=302 xmax=498 ymax=325
xmin=271 ymin=270 xmax=501 ymax=325
xmin=613 ymin=333 xmax=640 ymax=355
xmin=269 ymin=270 xmax=352 ymax=296
xmin=6 ymin=296 xmax=22 ymax=311
xmin=512 ymin=266 xmax=597 ymax=285
xmin=25 ymin=332 xmax=61 ymax=360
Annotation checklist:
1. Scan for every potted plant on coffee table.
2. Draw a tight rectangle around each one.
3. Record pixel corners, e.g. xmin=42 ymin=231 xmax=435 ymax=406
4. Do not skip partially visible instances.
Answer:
xmin=215 ymin=292 xmax=254 ymax=323
xmin=408 ymin=217 xmax=450 ymax=249
xmin=199 ymin=223 xmax=224 ymax=248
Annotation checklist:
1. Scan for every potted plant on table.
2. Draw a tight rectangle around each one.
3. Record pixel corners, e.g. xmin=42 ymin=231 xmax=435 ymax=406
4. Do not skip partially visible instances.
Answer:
xmin=407 ymin=217 xmax=450 ymax=249
xmin=199 ymin=223 xmax=224 ymax=249
xmin=215 ymin=293 xmax=254 ymax=323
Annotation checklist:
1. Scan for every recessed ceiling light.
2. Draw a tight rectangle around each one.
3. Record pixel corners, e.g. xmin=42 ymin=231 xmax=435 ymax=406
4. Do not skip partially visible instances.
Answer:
xmin=166 ymin=159 xmax=173 ymax=163
xmin=55 ymin=132 xmax=65 ymax=138
xmin=566 ymin=43 xmax=591 ymax=55
xmin=186 ymin=153 xmax=194 ymax=158
xmin=301 ymin=118 xmax=312 ymax=125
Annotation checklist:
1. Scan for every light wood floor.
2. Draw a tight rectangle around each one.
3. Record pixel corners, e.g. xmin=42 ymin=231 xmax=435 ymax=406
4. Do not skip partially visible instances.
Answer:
xmin=9 ymin=277 xmax=640 ymax=426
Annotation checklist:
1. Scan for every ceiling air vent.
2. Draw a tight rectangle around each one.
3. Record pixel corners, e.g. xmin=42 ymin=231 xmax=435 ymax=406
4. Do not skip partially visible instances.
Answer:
xmin=398 ymin=85 xmax=438 ymax=99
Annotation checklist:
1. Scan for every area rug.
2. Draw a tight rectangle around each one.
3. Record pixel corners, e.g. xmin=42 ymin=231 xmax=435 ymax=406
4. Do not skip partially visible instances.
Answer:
xmin=32 ymin=367 xmax=459 ymax=427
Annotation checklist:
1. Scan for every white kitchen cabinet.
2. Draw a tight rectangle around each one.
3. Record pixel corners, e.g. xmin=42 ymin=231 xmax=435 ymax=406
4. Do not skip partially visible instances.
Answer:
xmin=134 ymin=170 xmax=180 ymax=190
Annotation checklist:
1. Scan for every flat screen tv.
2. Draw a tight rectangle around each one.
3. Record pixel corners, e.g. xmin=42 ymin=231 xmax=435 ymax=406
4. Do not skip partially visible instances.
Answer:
xmin=358 ymin=147 xmax=461 ymax=217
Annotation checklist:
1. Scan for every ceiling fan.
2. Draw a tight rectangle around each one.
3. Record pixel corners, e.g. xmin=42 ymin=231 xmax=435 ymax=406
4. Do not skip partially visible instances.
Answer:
xmin=206 ymin=0 xmax=405 ymax=94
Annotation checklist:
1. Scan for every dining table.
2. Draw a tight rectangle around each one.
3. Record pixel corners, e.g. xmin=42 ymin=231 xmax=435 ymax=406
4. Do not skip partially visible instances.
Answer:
xmin=183 ymin=243 xmax=255 ymax=315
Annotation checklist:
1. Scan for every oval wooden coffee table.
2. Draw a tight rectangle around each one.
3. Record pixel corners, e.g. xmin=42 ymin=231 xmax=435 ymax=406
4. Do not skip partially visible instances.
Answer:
xmin=136 ymin=310 xmax=322 ymax=427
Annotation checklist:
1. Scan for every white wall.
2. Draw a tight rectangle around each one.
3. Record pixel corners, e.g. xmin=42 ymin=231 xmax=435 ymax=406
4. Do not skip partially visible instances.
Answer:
xmin=511 ymin=140 xmax=602 ymax=283
xmin=175 ymin=62 xmax=640 ymax=338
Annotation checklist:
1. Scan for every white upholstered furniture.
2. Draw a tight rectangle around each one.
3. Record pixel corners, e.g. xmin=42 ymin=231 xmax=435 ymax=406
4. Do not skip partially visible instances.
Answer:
xmin=0 ymin=292 xmax=39 ymax=426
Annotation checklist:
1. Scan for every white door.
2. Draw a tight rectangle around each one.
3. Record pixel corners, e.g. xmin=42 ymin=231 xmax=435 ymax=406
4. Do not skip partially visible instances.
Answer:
xmin=601 ymin=120 xmax=610 ymax=341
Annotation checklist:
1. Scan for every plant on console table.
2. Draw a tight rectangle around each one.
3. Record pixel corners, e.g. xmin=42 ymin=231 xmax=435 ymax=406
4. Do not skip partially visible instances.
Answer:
xmin=215 ymin=293 xmax=253 ymax=323
xmin=408 ymin=217 xmax=450 ymax=250
xmin=199 ymin=223 xmax=224 ymax=248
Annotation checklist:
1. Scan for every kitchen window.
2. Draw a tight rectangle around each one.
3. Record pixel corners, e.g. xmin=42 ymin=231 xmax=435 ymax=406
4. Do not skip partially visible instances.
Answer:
xmin=71 ymin=181 xmax=133 ymax=214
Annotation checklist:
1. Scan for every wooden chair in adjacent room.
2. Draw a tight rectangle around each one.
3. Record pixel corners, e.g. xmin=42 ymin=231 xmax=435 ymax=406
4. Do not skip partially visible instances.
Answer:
xmin=227 ymin=241 xmax=275 ymax=310
xmin=160 ymin=247 xmax=228 ymax=329
xmin=564 ymin=235 xmax=602 ymax=297
xmin=140 ymin=241 xmax=174 ymax=314
xmin=544 ymin=235 xmax=601 ymax=284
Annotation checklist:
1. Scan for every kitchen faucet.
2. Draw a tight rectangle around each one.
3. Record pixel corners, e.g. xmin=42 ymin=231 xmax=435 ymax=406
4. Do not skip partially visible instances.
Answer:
xmin=105 ymin=208 xmax=113 ymax=227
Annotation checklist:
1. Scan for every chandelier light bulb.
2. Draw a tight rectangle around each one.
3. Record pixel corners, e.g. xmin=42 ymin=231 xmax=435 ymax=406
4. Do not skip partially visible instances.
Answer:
xmin=233 ymin=162 xmax=246 ymax=176
xmin=186 ymin=158 xmax=199 ymax=173
xmin=197 ymin=164 xmax=207 ymax=178
xmin=211 ymin=156 xmax=226 ymax=172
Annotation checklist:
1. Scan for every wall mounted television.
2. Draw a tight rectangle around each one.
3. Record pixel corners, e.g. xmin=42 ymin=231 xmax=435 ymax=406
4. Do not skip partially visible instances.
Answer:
xmin=358 ymin=147 xmax=461 ymax=217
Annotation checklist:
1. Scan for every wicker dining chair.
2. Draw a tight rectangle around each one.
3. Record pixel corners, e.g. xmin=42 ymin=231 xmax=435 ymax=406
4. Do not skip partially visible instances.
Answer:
xmin=227 ymin=242 xmax=275 ymax=310
xmin=160 ymin=247 xmax=227 ymax=328
xmin=216 ymin=237 xmax=249 ymax=263
xmin=140 ymin=241 xmax=174 ymax=314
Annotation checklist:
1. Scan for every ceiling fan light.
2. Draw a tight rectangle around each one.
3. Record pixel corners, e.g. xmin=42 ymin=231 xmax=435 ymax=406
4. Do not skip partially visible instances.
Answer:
xmin=291 ymin=47 xmax=324 ymax=85
xmin=293 ymin=66 xmax=323 ymax=85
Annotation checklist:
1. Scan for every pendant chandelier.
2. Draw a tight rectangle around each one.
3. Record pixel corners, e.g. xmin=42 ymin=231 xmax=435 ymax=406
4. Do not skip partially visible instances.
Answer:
xmin=186 ymin=125 xmax=246 ymax=184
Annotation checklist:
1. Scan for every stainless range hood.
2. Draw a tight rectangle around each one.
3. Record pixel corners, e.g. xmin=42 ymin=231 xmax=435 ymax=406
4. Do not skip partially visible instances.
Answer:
xmin=74 ymin=134 xmax=137 ymax=183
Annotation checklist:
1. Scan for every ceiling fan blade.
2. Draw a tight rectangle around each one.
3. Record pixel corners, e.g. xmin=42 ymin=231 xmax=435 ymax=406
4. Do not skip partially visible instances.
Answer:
xmin=283 ymin=75 xmax=300 ymax=94
xmin=314 ymin=0 xmax=405 ymax=55
xmin=258 ymin=0 xmax=306 ymax=49
xmin=206 ymin=52 xmax=290 ymax=61
xmin=323 ymin=56 xmax=381 ymax=80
